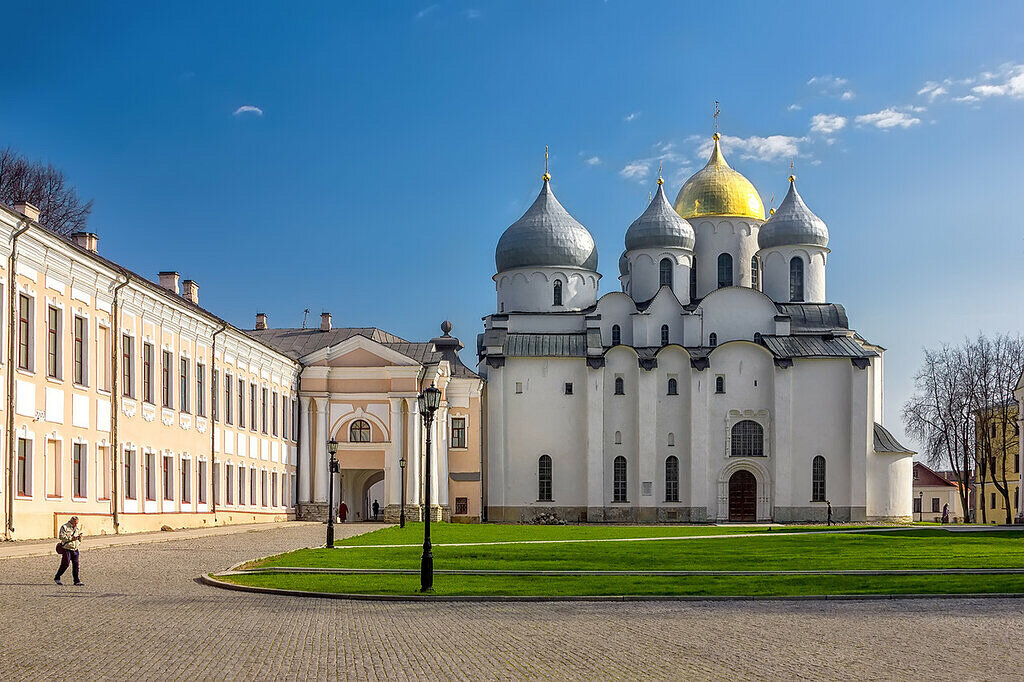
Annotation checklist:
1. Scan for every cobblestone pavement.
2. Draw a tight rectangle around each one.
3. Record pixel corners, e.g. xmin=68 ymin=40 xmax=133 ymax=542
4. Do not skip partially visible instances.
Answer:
xmin=1 ymin=522 xmax=1022 ymax=681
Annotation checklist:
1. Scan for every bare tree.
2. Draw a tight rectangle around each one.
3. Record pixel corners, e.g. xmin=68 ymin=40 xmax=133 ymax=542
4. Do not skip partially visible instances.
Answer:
xmin=0 ymin=147 xmax=93 ymax=236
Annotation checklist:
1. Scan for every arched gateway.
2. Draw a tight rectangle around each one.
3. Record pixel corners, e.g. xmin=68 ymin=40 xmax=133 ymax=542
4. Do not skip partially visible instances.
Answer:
xmin=728 ymin=470 xmax=757 ymax=522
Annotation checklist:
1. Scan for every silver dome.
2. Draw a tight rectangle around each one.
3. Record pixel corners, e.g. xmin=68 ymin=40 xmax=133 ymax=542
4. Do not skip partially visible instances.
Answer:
xmin=495 ymin=178 xmax=598 ymax=273
xmin=618 ymin=251 xmax=628 ymax=276
xmin=758 ymin=179 xmax=829 ymax=250
xmin=624 ymin=183 xmax=695 ymax=252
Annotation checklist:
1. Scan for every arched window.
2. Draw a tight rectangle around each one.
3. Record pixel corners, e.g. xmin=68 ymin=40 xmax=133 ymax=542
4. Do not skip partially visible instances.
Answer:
xmin=614 ymin=377 xmax=624 ymax=395
xmin=751 ymin=256 xmax=760 ymax=290
xmin=812 ymin=455 xmax=826 ymax=502
xmin=717 ymin=253 xmax=733 ymax=288
xmin=790 ymin=257 xmax=804 ymax=302
xmin=753 ymin=332 xmax=762 ymax=344
xmin=715 ymin=376 xmax=725 ymax=393
xmin=614 ymin=430 xmax=622 ymax=445
xmin=731 ymin=420 xmax=764 ymax=457
xmin=667 ymin=432 xmax=675 ymax=446
xmin=665 ymin=455 xmax=679 ymax=502
xmin=538 ymin=455 xmax=552 ymax=501
xmin=661 ymin=325 xmax=670 ymax=346
xmin=611 ymin=325 xmax=621 ymax=346
xmin=689 ymin=257 xmax=697 ymax=300
xmin=659 ymin=258 xmax=673 ymax=288
xmin=349 ymin=419 xmax=371 ymax=442
xmin=613 ymin=455 xmax=628 ymax=502
xmin=667 ymin=378 xmax=678 ymax=395
xmin=709 ymin=333 xmax=718 ymax=347
xmin=553 ymin=280 xmax=562 ymax=306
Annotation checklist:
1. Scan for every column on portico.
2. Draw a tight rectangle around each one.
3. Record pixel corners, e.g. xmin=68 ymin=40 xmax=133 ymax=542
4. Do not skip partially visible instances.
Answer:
xmin=436 ymin=405 xmax=449 ymax=507
xmin=406 ymin=397 xmax=422 ymax=505
xmin=314 ymin=397 xmax=328 ymax=503
xmin=298 ymin=396 xmax=312 ymax=503
xmin=386 ymin=397 xmax=404 ymax=507
xmin=586 ymin=366 xmax=605 ymax=519
xmin=637 ymin=367 xmax=658 ymax=520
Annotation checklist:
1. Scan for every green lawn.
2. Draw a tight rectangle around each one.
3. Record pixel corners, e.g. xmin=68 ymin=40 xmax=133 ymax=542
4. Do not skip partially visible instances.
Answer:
xmin=219 ymin=525 xmax=1024 ymax=598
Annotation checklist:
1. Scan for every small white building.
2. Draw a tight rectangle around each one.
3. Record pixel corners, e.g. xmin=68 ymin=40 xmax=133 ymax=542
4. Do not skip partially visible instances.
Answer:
xmin=912 ymin=462 xmax=963 ymax=522
xmin=479 ymin=135 xmax=914 ymax=523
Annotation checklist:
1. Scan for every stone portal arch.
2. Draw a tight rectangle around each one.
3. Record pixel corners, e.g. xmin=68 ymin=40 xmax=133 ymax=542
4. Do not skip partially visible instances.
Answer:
xmin=717 ymin=459 xmax=772 ymax=521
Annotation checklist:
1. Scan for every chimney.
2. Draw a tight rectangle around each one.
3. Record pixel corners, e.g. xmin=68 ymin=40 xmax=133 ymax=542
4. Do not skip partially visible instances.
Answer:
xmin=320 ymin=312 xmax=332 ymax=332
xmin=158 ymin=271 xmax=180 ymax=295
xmin=70 ymin=232 xmax=99 ymax=254
xmin=182 ymin=279 xmax=199 ymax=304
xmin=255 ymin=312 xmax=268 ymax=330
xmin=13 ymin=201 xmax=40 ymax=222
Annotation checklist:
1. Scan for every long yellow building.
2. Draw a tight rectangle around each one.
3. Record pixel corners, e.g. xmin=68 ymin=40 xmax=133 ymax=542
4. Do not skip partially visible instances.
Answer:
xmin=973 ymin=402 xmax=1019 ymax=524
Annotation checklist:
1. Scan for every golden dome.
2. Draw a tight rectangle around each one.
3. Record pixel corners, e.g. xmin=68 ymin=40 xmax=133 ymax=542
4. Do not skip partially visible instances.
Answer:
xmin=673 ymin=135 xmax=765 ymax=220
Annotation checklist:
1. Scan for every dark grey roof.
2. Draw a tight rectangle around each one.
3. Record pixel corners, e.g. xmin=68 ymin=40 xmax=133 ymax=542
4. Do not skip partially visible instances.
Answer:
xmin=758 ymin=179 xmax=829 ymax=250
xmin=618 ymin=251 xmax=628 ymax=276
xmin=874 ymin=423 xmax=915 ymax=454
xmin=503 ymin=333 xmax=586 ymax=358
xmin=775 ymin=303 xmax=849 ymax=332
xmin=624 ymin=183 xmax=695 ymax=251
xmin=247 ymin=327 xmax=478 ymax=378
xmin=759 ymin=334 xmax=875 ymax=359
xmin=495 ymin=178 xmax=598 ymax=273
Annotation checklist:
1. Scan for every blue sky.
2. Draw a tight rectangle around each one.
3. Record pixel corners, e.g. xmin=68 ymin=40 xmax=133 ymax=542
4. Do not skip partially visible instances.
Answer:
xmin=2 ymin=1 xmax=1024 ymax=450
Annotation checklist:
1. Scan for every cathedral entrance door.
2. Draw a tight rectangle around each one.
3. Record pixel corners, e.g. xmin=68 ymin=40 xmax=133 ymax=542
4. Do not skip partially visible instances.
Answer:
xmin=728 ymin=470 xmax=757 ymax=521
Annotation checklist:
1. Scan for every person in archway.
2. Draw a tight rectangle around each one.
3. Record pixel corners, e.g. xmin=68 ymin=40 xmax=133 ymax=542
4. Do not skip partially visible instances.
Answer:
xmin=942 ymin=503 xmax=950 ymax=524
xmin=338 ymin=500 xmax=348 ymax=523
xmin=826 ymin=500 xmax=834 ymax=526
xmin=372 ymin=499 xmax=380 ymax=521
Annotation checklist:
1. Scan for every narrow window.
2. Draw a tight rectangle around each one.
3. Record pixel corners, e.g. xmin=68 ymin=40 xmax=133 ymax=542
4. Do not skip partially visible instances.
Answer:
xmin=754 ymin=332 xmax=762 ymax=344
xmin=931 ymin=497 xmax=940 ymax=513
xmin=163 ymin=455 xmax=174 ymax=500
xmin=47 ymin=306 xmax=60 ymax=378
xmin=451 ymin=417 xmax=467 ymax=448
xmin=225 ymin=373 xmax=234 ymax=425
xmin=350 ymin=419 xmax=371 ymax=442
xmin=455 ymin=497 xmax=468 ymax=515
xmin=611 ymin=325 xmax=621 ymax=346
xmin=180 ymin=358 xmax=190 ymax=412
xmin=17 ymin=294 xmax=31 ymax=370
xmin=198 ymin=460 xmax=208 ymax=504
xmin=538 ymin=454 xmax=552 ymax=501
xmin=213 ymin=462 xmax=220 ymax=505
xmin=715 ymin=376 xmax=725 ymax=394
xmin=913 ymin=497 xmax=921 ymax=514
xmin=659 ymin=258 xmax=673 ymax=288
xmin=689 ymin=257 xmax=697 ymax=300
xmin=717 ymin=253 xmax=733 ymax=288
xmin=731 ymin=420 xmax=764 ymax=457
xmin=142 ymin=344 xmax=153 ymax=403
xmin=161 ymin=351 xmax=172 ymax=408
xmin=238 ymin=467 xmax=246 ymax=505
xmin=250 ymin=467 xmax=256 ymax=504
xmin=17 ymin=438 xmax=30 ymax=496
xmin=553 ymin=280 xmax=562 ymax=306
xmin=212 ymin=370 xmax=219 ymax=421
xmin=515 ymin=381 xmax=523 ymax=394
xmin=261 ymin=470 xmax=268 ymax=506
xmin=613 ymin=456 xmax=628 ymax=502
xmin=614 ymin=431 xmax=622 ymax=445
xmin=122 ymin=335 xmax=134 ymax=397
xmin=790 ymin=257 xmax=805 ymax=302
xmin=47 ymin=439 xmax=61 ymax=497
xmin=667 ymin=432 xmax=675 ymax=447
xmin=98 ymin=446 xmax=111 ymax=499
xmin=271 ymin=391 xmax=278 ymax=436
xmin=564 ymin=382 xmax=573 ymax=395
xmin=98 ymin=325 xmax=111 ymax=390
xmin=196 ymin=364 xmax=205 ymax=417
xmin=261 ymin=387 xmax=268 ymax=433
xmin=73 ymin=443 xmax=86 ymax=498
xmin=272 ymin=472 xmax=279 ymax=506
xmin=709 ymin=333 xmax=717 ymax=347
xmin=181 ymin=460 xmax=191 ymax=504
xmin=614 ymin=377 xmax=624 ymax=395
xmin=249 ymin=383 xmax=257 ymax=430
xmin=73 ymin=316 xmax=86 ymax=385
xmin=145 ymin=453 xmax=155 ymax=500
xmin=750 ymin=256 xmax=760 ymax=290
xmin=667 ymin=378 xmax=678 ymax=395
xmin=124 ymin=449 xmax=136 ymax=500
xmin=665 ymin=455 xmax=679 ymax=502
xmin=238 ymin=378 xmax=245 ymax=426
xmin=661 ymin=325 xmax=670 ymax=346
xmin=811 ymin=455 xmax=826 ymax=502
xmin=226 ymin=464 xmax=234 ymax=505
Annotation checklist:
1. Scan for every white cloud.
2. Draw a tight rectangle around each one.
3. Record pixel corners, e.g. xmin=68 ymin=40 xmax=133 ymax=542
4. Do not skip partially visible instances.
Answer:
xmin=840 ymin=90 xmax=855 ymax=101
xmin=232 ymin=105 xmax=263 ymax=116
xmin=623 ymin=112 xmax=640 ymax=122
xmin=918 ymin=82 xmax=948 ymax=101
xmin=854 ymin=108 xmax=920 ymax=129
xmin=619 ymin=161 xmax=650 ymax=181
xmin=584 ymin=156 xmax=602 ymax=166
xmin=971 ymin=66 xmax=1024 ymax=98
xmin=699 ymin=134 xmax=805 ymax=163
xmin=808 ymin=75 xmax=855 ymax=100
xmin=787 ymin=104 xmax=802 ymax=111
xmin=415 ymin=4 xmax=439 ymax=19
xmin=953 ymin=95 xmax=979 ymax=104
xmin=810 ymin=113 xmax=847 ymax=135
xmin=808 ymin=75 xmax=848 ymax=88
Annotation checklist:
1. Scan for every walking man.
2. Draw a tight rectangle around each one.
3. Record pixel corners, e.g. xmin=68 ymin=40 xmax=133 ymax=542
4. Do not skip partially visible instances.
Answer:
xmin=338 ymin=500 xmax=348 ymax=524
xmin=372 ymin=499 xmax=380 ymax=521
xmin=826 ymin=500 xmax=834 ymax=526
xmin=54 ymin=516 xmax=84 ymax=586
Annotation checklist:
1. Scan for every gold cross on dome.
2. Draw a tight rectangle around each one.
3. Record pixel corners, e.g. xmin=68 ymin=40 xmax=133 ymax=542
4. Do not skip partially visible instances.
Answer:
xmin=714 ymin=101 xmax=720 ymax=133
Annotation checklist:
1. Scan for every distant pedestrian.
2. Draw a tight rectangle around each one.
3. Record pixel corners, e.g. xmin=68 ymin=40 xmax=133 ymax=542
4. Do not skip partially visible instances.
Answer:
xmin=54 ymin=516 xmax=84 ymax=586
xmin=942 ymin=503 xmax=950 ymax=524
xmin=826 ymin=501 xmax=834 ymax=526
xmin=372 ymin=499 xmax=380 ymax=521
xmin=338 ymin=500 xmax=348 ymax=523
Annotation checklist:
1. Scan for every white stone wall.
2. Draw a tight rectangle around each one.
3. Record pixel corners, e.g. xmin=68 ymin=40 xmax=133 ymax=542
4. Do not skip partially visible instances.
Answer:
xmin=691 ymin=217 xmax=761 ymax=298
xmin=625 ymin=248 xmax=693 ymax=303
xmin=495 ymin=267 xmax=599 ymax=313
xmin=759 ymin=247 xmax=828 ymax=303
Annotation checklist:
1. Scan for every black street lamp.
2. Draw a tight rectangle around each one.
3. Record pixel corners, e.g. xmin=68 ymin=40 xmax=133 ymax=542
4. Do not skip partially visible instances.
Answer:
xmin=399 ymin=457 xmax=407 ymax=529
xmin=918 ymin=490 xmax=924 ymax=523
xmin=327 ymin=438 xmax=340 ymax=548
xmin=417 ymin=383 xmax=442 ymax=592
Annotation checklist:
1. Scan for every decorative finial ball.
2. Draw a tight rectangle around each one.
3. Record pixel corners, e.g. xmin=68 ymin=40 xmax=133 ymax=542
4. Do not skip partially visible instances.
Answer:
xmin=657 ymin=177 xmax=664 ymax=186
xmin=788 ymin=174 xmax=796 ymax=183
xmin=440 ymin=320 xmax=453 ymax=335
xmin=713 ymin=132 xmax=720 ymax=141
xmin=769 ymin=208 xmax=775 ymax=215
xmin=542 ymin=172 xmax=551 ymax=182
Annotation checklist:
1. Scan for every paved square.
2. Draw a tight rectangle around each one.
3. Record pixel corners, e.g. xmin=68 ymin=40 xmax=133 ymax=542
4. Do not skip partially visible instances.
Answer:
xmin=1 ymin=523 xmax=1021 ymax=680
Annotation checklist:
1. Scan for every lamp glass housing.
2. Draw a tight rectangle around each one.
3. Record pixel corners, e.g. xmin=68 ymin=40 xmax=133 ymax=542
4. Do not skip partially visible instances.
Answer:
xmin=327 ymin=438 xmax=339 ymax=455
xmin=423 ymin=384 xmax=442 ymax=412
xmin=399 ymin=458 xmax=406 ymax=469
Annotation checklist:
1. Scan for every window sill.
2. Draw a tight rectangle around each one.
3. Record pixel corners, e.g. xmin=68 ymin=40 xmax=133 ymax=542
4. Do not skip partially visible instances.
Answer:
xmin=72 ymin=382 xmax=90 ymax=391
xmin=46 ymin=376 xmax=64 ymax=385
xmin=15 ymin=368 xmax=36 ymax=378
xmin=71 ymin=496 xmax=88 ymax=502
xmin=15 ymin=494 xmax=33 ymax=500
xmin=610 ymin=501 xmax=630 ymax=504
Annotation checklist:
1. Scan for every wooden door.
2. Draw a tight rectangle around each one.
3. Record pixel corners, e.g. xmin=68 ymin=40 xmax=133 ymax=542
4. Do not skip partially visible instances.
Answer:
xmin=728 ymin=470 xmax=757 ymax=521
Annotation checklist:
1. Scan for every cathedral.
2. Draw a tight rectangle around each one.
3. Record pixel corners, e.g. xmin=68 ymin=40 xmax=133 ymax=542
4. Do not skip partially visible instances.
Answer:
xmin=479 ymin=133 xmax=914 ymax=523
